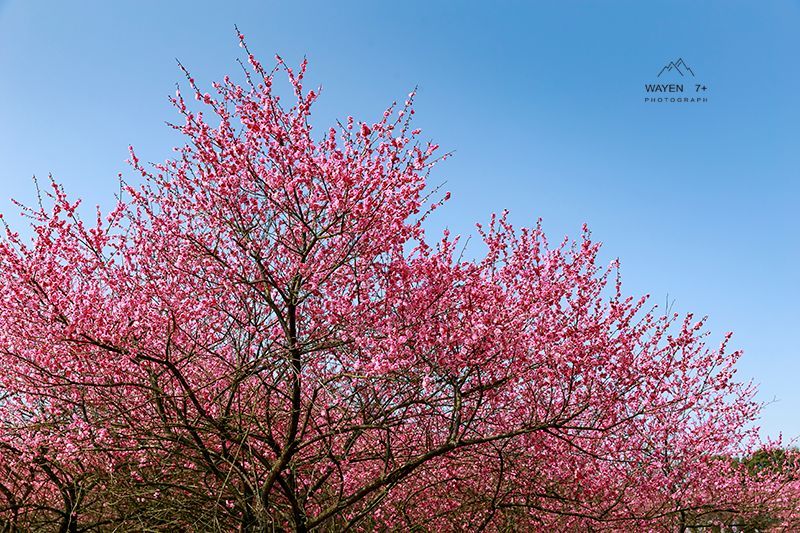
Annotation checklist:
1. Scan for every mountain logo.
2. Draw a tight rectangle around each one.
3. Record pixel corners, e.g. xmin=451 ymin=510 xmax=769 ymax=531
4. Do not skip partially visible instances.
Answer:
xmin=657 ymin=58 xmax=695 ymax=77
xmin=644 ymin=57 xmax=708 ymax=104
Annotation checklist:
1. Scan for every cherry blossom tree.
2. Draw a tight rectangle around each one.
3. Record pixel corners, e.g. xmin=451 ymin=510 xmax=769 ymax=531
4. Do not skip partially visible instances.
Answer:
xmin=0 ymin=37 xmax=798 ymax=531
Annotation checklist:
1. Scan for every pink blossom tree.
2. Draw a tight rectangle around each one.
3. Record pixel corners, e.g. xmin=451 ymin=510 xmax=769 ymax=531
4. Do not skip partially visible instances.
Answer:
xmin=0 ymin=39 xmax=798 ymax=531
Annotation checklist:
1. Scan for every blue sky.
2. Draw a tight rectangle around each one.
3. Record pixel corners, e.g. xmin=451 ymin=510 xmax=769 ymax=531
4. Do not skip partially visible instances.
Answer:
xmin=0 ymin=1 xmax=798 ymax=438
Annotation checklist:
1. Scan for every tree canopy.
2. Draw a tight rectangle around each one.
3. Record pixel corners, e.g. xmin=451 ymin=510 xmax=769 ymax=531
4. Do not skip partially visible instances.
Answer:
xmin=0 ymin=39 xmax=798 ymax=532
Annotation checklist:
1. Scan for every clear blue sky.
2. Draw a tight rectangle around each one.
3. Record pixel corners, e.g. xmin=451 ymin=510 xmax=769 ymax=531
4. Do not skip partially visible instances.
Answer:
xmin=1 ymin=1 xmax=798 ymax=438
